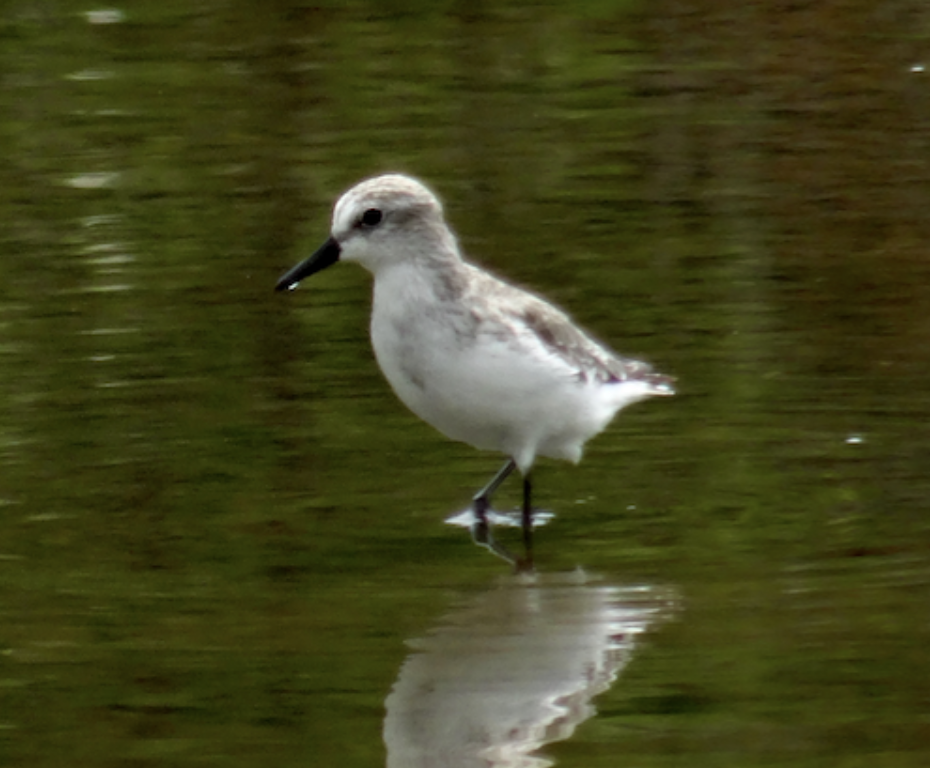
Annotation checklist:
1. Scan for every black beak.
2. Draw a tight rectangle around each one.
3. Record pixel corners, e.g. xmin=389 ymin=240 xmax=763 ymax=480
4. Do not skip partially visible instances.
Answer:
xmin=275 ymin=236 xmax=341 ymax=292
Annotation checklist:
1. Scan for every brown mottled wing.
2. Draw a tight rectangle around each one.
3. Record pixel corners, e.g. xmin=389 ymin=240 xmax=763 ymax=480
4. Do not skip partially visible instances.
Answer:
xmin=512 ymin=299 xmax=660 ymax=385
xmin=466 ymin=264 xmax=671 ymax=389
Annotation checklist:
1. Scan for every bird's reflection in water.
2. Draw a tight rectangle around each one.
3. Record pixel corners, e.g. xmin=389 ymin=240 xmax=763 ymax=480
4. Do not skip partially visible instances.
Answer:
xmin=384 ymin=572 xmax=675 ymax=768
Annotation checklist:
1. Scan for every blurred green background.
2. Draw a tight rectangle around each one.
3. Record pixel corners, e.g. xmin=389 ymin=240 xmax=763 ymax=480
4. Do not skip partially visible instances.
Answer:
xmin=1 ymin=1 xmax=929 ymax=766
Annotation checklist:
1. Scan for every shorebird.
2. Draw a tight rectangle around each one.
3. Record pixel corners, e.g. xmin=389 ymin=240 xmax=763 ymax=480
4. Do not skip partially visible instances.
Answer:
xmin=276 ymin=174 xmax=673 ymax=567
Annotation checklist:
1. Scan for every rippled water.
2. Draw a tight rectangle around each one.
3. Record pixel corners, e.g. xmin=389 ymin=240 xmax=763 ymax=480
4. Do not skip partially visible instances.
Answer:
xmin=1 ymin=2 xmax=929 ymax=766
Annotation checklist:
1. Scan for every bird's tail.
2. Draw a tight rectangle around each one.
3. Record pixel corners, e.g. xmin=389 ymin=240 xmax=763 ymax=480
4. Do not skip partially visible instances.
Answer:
xmin=621 ymin=359 xmax=676 ymax=396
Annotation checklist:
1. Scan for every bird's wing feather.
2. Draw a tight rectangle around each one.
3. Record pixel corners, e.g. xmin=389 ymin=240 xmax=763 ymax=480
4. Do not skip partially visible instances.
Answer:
xmin=463 ymin=264 xmax=671 ymax=389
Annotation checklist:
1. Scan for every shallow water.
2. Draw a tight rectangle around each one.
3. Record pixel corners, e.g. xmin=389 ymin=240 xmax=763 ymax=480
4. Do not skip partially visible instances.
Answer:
xmin=2 ymin=2 xmax=930 ymax=766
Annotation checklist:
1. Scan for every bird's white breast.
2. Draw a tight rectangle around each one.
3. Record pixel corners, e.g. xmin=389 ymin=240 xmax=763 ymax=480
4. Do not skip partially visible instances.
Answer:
xmin=368 ymin=262 xmax=623 ymax=470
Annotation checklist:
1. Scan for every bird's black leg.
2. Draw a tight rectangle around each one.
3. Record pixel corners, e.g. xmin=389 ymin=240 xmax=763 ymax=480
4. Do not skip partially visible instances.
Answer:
xmin=470 ymin=459 xmax=519 ymax=566
xmin=520 ymin=473 xmax=534 ymax=571
xmin=471 ymin=459 xmax=516 ymax=521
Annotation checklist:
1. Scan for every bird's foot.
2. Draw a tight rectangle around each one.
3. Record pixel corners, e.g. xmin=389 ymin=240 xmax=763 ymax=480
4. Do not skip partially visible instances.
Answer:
xmin=444 ymin=500 xmax=549 ymax=573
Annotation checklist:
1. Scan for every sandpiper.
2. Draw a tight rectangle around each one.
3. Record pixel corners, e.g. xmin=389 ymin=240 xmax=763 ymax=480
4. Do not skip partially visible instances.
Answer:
xmin=276 ymin=174 xmax=673 ymax=567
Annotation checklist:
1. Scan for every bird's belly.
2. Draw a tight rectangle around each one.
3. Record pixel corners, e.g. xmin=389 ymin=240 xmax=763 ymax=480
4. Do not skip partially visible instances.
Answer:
xmin=371 ymin=321 xmax=606 ymax=465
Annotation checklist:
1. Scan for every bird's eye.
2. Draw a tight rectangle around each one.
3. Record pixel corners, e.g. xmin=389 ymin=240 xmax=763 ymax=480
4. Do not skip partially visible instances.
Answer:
xmin=360 ymin=208 xmax=383 ymax=227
